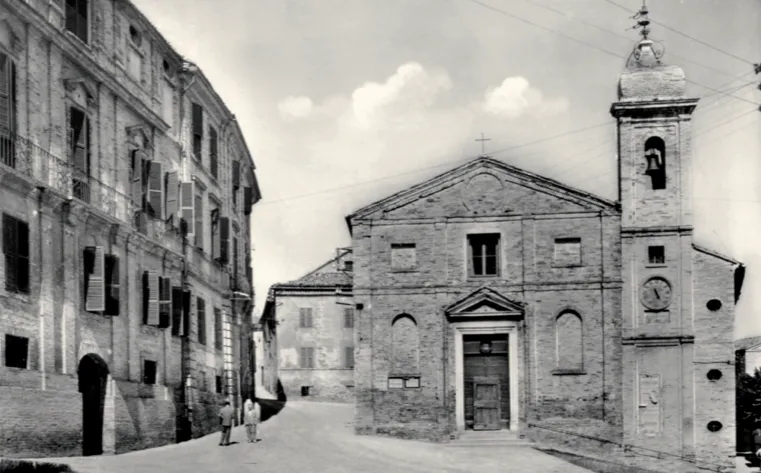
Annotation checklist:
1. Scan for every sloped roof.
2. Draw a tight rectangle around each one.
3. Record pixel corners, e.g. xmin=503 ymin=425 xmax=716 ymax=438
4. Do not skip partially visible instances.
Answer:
xmin=737 ymin=336 xmax=761 ymax=352
xmin=346 ymin=156 xmax=619 ymax=229
xmin=271 ymin=249 xmax=353 ymax=290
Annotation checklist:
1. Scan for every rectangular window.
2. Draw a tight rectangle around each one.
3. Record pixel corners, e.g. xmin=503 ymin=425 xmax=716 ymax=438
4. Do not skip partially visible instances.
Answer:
xmin=127 ymin=47 xmax=142 ymax=82
xmin=65 ymin=0 xmax=89 ymax=44
xmin=191 ymin=102 xmax=203 ymax=160
xmin=198 ymin=370 xmax=206 ymax=391
xmin=467 ymin=233 xmax=500 ymax=277
xmin=388 ymin=378 xmax=404 ymax=389
xmin=83 ymin=246 xmax=105 ymax=312
xmin=391 ymin=243 xmax=417 ymax=270
xmin=344 ymin=308 xmax=354 ymax=328
xmin=3 ymin=213 xmax=29 ymax=294
xmin=214 ymin=307 xmax=223 ymax=351
xmin=344 ymin=346 xmax=354 ymax=369
xmin=553 ymin=237 xmax=582 ymax=267
xmin=648 ymin=245 xmax=665 ymax=265
xmin=143 ymin=360 xmax=157 ymax=385
xmin=171 ymin=286 xmax=183 ymax=337
xmin=300 ymin=386 xmax=310 ymax=397
xmin=161 ymin=80 xmax=173 ymax=128
xmin=69 ymin=107 xmax=91 ymax=203
xmin=299 ymin=308 xmax=313 ymax=328
xmin=194 ymin=193 xmax=204 ymax=249
xmin=158 ymin=276 xmax=171 ymax=328
xmin=404 ymin=377 xmax=420 ymax=389
xmin=104 ymin=254 xmax=120 ymax=316
xmin=4 ymin=334 xmax=28 ymax=369
xmin=209 ymin=127 xmax=218 ymax=179
xmin=299 ymin=347 xmax=315 ymax=369
xmin=215 ymin=374 xmax=223 ymax=394
xmin=0 ymin=53 xmax=17 ymax=169
xmin=197 ymin=297 xmax=206 ymax=345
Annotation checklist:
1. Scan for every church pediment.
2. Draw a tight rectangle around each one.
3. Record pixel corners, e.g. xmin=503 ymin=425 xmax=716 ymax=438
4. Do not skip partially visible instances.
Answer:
xmin=445 ymin=287 xmax=525 ymax=319
xmin=64 ymin=77 xmax=98 ymax=108
xmin=347 ymin=157 xmax=618 ymax=224
xmin=126 ymin=124 xmax=152 ymax=150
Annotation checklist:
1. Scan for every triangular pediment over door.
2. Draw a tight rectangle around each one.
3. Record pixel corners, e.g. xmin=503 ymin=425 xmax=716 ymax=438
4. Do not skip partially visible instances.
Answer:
xmin=445 ymin=287 xmax=525 ymax=321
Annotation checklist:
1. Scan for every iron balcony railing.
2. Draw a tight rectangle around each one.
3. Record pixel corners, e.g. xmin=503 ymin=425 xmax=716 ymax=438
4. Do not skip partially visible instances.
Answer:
xmin=0 ymin=130 xmax=138 ymax=225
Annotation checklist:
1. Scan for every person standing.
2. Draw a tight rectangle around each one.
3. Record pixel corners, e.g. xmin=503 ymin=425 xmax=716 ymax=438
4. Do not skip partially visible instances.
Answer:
xmin=244 ymin=398 xmax=261 ymax=443
xmin=219 ymin=401 xmax=235 ymax=446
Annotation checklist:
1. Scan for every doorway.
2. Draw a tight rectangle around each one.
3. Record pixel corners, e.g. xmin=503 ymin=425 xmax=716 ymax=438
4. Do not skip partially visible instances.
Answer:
xmin=78 ymin=353 xmax=109 ymax=456
xmin=463 ymin=335 xmax=509 ymax=430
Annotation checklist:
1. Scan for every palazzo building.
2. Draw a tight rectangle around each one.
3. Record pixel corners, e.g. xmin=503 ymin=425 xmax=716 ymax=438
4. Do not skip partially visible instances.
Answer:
xmin=0 ymin=0 xmax=260 ymax=457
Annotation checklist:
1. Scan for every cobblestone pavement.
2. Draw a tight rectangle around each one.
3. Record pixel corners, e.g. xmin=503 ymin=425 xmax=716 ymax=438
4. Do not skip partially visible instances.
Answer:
xmin=44 ymin=402 xmax=594 ymax=473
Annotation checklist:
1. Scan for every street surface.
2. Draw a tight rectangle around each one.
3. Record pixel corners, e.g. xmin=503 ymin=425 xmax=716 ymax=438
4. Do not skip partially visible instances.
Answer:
xmin=42 ymin=401 xmax=594 ymax=473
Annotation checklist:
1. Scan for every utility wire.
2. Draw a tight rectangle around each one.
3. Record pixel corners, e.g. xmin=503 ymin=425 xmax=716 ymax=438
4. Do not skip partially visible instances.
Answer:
xmin=519 ymin=0 xmax=751 ymax=83
xmin=601 ymin=0 xmax=755 ymax=66
xmin=461 ymin=0 xmax=760 ymax=107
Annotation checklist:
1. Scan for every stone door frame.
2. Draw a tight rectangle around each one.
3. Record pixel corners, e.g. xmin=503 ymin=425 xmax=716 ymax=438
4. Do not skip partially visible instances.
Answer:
xmin=453 ymin=320 xmax=519 ymax=432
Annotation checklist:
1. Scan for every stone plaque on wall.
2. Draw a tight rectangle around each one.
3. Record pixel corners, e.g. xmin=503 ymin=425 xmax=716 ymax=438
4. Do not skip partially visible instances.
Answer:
xmin=644 ymin=310 xmax=670 ymax=325
xmin=391 ymin=244 xmax=417 ymax=270
xmin=638 ymin=374 xmax=661 ymax=437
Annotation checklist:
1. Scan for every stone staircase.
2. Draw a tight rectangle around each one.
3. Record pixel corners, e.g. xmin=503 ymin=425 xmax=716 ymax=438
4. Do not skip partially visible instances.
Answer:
xmin=448 ymin=430 xmax=535 ymax=448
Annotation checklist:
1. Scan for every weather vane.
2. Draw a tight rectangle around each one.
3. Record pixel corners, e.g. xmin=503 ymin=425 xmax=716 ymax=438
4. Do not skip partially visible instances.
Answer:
xmin=632 ymin=0 xmax=650 ymax=40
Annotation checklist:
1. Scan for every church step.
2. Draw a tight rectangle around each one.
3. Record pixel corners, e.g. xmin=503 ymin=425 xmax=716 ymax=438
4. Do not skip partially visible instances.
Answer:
xmin=448 ymin=439 xmax=535 ymax=447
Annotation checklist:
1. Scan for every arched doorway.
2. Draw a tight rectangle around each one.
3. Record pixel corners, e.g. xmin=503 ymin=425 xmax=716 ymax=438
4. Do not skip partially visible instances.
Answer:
xmin=78 ymin=353 xmax=109 ymax=456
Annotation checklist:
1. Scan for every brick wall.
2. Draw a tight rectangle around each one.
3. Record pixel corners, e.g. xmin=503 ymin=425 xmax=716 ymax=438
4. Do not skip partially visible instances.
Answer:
xmin=351 ymin=163 xmax=623 ymax=441
xmin=0 ymin=0 xmax=254 ymax=456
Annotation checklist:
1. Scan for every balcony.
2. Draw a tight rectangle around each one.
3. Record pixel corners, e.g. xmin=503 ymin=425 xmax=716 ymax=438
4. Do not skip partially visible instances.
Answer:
xmin=0 ymin=130 xmax=137 ymax=225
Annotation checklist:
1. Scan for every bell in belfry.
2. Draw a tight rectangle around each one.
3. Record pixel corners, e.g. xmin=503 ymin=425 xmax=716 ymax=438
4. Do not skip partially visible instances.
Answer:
xmin=645 ymin=148 xmax=663 ymax=174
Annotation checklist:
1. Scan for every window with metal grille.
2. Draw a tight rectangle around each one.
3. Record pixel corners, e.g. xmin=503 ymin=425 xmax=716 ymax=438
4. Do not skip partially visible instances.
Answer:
xmin=2 ymin=213 xmax=29 ymax=294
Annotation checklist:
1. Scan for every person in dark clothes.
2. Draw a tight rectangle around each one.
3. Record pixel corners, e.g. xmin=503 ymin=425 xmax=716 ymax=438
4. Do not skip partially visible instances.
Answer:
xmin=219 ymin=401 xmax=235 ymax=446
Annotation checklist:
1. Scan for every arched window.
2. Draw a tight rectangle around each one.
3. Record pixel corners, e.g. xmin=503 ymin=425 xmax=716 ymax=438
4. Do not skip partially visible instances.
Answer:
xmin=556 ymin=310 xmax=583 ymax=371
xmin=391 ymin=314 xmax=419 ymax=374
xmin=644 ymin=136 xmax=666 ymax=190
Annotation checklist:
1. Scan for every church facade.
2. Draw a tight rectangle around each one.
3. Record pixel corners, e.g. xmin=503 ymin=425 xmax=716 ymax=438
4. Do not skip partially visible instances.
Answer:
xmin=347 ymin=37 xmax=744 ymax=469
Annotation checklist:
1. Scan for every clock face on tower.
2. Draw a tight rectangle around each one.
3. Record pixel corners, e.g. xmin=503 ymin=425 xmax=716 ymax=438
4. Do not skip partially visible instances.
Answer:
xmin=640 ymin=276 xmax=673 ymax=311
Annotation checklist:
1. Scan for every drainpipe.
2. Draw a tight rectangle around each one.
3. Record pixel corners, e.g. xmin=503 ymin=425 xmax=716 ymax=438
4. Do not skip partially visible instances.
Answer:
xmin=37 ymin=187 xmax=46 ymax=390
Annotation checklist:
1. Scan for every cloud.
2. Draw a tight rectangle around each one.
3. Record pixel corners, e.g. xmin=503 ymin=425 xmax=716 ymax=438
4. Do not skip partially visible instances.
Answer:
xmin=482 ymin=76 xmax=569 ymax=119
xmin=278 ymin=95 xmax=314 ymax=121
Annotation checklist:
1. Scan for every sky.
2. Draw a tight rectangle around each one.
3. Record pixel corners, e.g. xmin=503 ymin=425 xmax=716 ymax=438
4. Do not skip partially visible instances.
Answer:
xmin=132 ymin=0 xmax=761 ymax=339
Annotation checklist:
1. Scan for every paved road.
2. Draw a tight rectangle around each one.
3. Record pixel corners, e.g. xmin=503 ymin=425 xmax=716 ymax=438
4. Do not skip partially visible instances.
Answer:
xmin=45 ymin=402 xmax=593 ymax=473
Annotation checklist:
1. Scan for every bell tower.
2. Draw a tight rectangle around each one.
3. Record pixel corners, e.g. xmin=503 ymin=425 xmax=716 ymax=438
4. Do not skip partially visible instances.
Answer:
xmin=611 ymin=3 xmax=701 ymax=458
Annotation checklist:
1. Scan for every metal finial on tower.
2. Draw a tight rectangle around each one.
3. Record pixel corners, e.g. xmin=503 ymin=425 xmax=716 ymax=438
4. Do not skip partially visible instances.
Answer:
xmin=632 ymin=0 xmax=651 ymax=40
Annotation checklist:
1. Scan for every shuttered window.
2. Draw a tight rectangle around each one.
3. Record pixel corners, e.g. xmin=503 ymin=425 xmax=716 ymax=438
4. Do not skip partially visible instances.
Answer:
xmin=299 ymin=308 xmax=313 ymax=328
xmin=299 ymin=347 xmax=315 ymax=369
xmin=214 ymin=307 xmax=223 ymax=351
xmin=197 ymin=297 xmax=206 ymax=345
xmin=165 ymin=171 xmax=178 ymax=226
xmin=191 ymin=102 xmax=203 ymax=160
xmin=158 ymin=276 xmax=171 ymax=328
xmin=3 ymin=213 xmax=29 ymax=294
xmin=147 ymin=161 xmax=163 ymax=220
xmin=130 ymin=150 xmax=146 ymax=210
xmin=345 ymin=346 xmax=354 ymax=369
xmin=143 ymin=271 xmax=160 ymax=325
xmin=182 ymin=290 xmax=191 ymax=337
xmin=344 ymin=308 xmax=354 ymax=329
xmin=65 ymin=0 xmax=89 ymax=44
xmin=83 ymin=246 xmax=105 ymax=312
xmin=171 ymin=286 xmax=183 ymax=337
xmin=179 ymin=181 xmax=195 ymax=238
xmin=104 ymin=254 xmax=120 ymax=316
xmin=0 ymin=53 xmax=16 ymax=134
xmin=209 ymin=126 xmax=218 ymax=179
xmin=243 ymin=186 xmax=253 ymax=216
xmin=194 ymin=193 xmax=204 ymax=249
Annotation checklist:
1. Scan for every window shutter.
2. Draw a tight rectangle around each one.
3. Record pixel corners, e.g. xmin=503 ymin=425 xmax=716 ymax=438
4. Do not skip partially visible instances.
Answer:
xmin=131 ymin=150 xmax=146 ymax=209
xmin=214 ymin=308 xmax=223 ymax=351
xmin=165 ymin=171 xmax=178 ymax=226
xmin=84 ymin=246 xmax=105 ymax=312
xmin=182 ymin=290 xmax=191 ymax=337
xmin=147 ymin=161 xmax=164 ymax=220
xmin=197 ymin=297 xmax=206 ymax=345
xmin=171 ymin=286 xmax=183 ymax=336
xmin=143 ymin=270 xmax=160 ymax=325
xmin=0 ymin=54 xmax=11 ymax=132
xmin=158 ymin=276 xmax=171 ymax=328
xmin=209 ymin=127 xmax=218 ymax=179
xmin=194 ymin=194 xmax=204 ymax=248
xmin=243 ymin=186 xmax=253 ymax=215
xmin=211 ymin=210 xmax=221 ymax=260
xmin=179 ymin=181 xmax=195 ymax=238
xmin=218 ymin=217 xmax=229 ymax=264
xmin=104 ymin=254 xmax=120 ymax=316
xmin=192 ymin=103 xmax=203 ymax=136
xmin=2 ymin=214 xmax=16 ymax=290
xmin=233 ymin=236 xmax=238 ymax=279
xmin=232 ymin=160 xmax=240 ymax=188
